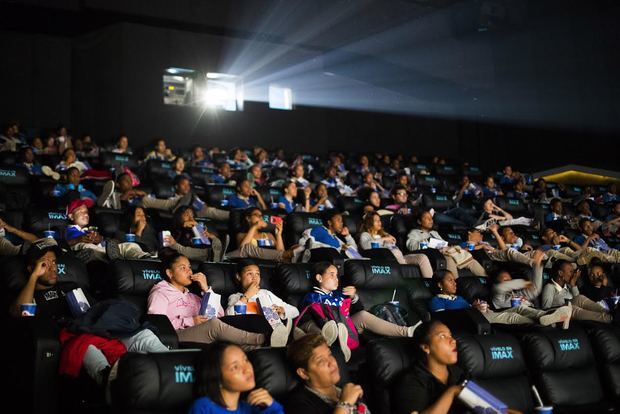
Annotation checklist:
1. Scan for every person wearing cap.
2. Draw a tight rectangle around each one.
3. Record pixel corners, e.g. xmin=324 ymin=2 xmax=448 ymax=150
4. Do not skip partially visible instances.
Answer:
xmin=65 ymin=199 xmax=152 ymax=262
xmin=10 ymin=238 xmax=169 ymax=386
xmin=0 ymin=217 xmax=38 ymax=257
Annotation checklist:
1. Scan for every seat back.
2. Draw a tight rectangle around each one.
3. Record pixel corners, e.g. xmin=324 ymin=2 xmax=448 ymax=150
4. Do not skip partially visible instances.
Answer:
xmin=590 ymin=326 xmax=620 ymax=403
xmin=521 ymin=327 xmax=605 ymax=408
xmin=274 ymin=263 xmax=315 ymax=308
xmin=457 ymin=276 xmax=491 ymax=304
xmin=145 ymin=159 xmax=174 ymax=180
xmin=111 ymin=260 xmax=165 ymax=314
xmin=99 ymin=152 xmax=139 ymax=170
xmin=204 ymin=185 xmax=235 ymax=208
xmin=496 ymin=196 xmax=528 ymax=216
xmin=367 ymin=338 xmax=416 ymax=414
xmin=422 ymin=193 xmax=453 ymax=211
xmin=343 ymin=260 xmax=424 ymax=325
xmin=282 ymin=212 xmax=324 ymax=246
xmin=26 ymin=209 xmax=69 ymax=236
xmin=247 ymin=347 xmax=299 ymax=401
xmin=458 ymin=333 xmax=534 ymax=412
xmin=112 ymin=350 xmax=200 ymax=414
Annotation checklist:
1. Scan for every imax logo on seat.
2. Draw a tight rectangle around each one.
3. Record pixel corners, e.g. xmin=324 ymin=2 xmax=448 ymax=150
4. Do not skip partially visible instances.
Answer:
xmin=174 ymin=365 xmax=195 ymax=383
xmin=57 ymin=264 xmax=66 ymax=275
xmin=114 ymin=155 xmax=129 ymax=162
xmin=371 ymin=266 xmax=391 ymax=275
xmin=490 ymin=346 xmax=513 ymax=360
xmin=436 ymin=195 xmax=448 ymax=201
xmin=48 ymin=212 xmax=67 ymax=220
xmin=0 ymin=169 xmax=16 ymax=177
xmin=161 ymin=163 xmax=172 ymax=169
xmin=308 ymin=218 xmax=322 ymax=226
xmin=142 ymin=269 xmax=162 ymax=280
xmin=559 ymin=338 xmax=580 ymax=351
xmin=509 ymin=199 xmax=520 ymax=206
xmin=223 ymin=188 xmax=234 ymax=195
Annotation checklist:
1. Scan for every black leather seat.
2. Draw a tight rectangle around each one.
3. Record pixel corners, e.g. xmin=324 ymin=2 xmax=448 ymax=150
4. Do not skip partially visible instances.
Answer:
xmin=422 ymin=193 xmax=454 ymax=211
xmin=458 ymin=333 xmax=534 ymax=412
xmin=521 ymin=327 xmax=615 ymax=413
xmin=204 ymin=184 xmax=236 ymax=209
xmin=111 ymin=350 xmax=201 ymax=414
xmin=99 ymin=151 xmax=139 ymax=171
xmin=25 ymin=209 xmax=70 ymax=238
xmin=273 ymin=263 xmax=315 ymax=308
xmin=282 ymin=212 xmax=324 ymax=247
xmin=145 ymin=159 xmax=174 ymax=180
xmin=589 ymin=325 xmax=620 ymax=404
xmin=496 ymin=196 xmax=528 ymax=216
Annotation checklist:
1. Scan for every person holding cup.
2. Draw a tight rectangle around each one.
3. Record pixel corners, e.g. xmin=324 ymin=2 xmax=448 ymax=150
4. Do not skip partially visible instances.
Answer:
xmin=431 ymin=270 xmax=571 ymax=328
xmin=358 ymin=212 xmax=433 ymax=278
xmin=169 ymin=205 xmax=223 ymax=262
xmin=147 ymin=250 xmax=288 ymax=348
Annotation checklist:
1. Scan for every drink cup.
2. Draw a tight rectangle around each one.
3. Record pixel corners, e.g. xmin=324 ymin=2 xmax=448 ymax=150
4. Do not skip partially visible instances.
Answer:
xmin=20 ymin=303 xmax=36 ymax=317
xmin=234 ymin=304 xmax=247 ymax=315
xmin=125 ymin=233 xmax=136 ymax=242
xmin=535 ymin=407 xmax=553 ymax=414
xmin=43 ymin=230 xmax=56 ymax=239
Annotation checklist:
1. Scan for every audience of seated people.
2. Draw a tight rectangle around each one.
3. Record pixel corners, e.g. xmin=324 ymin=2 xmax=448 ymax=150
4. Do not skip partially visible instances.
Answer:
xmin=3 ymin=124 xmax=620 ymax=412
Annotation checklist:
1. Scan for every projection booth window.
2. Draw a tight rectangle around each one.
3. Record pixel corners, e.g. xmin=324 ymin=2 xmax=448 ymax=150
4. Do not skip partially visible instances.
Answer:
xmin=163 ymin=68 xmax=198 ymax=106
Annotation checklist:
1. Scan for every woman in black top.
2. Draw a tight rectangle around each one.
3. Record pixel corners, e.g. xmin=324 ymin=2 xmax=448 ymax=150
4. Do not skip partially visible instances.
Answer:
xmin=284 ymin=334 xmax=370 ymax=414
xmin=392 ymin=320 xmax=466 ymax=414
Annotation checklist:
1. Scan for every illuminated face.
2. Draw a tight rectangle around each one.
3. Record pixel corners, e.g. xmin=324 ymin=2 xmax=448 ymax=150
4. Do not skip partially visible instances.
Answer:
xmin=174 ymin=157 xmax=185 ymax=172
xmin=316 ymin=184 xmax=328 ymax=199
xmin=422 ymin=323 xmax=458 ymax=366
xmin=176 ymin=178 xmax=191 ymax=195
xmin=64 ymin=149 xmax=76 ymax=164
xmin=419 ymin=212 xmax=433 ymax=230
xmin=468 ymin=230 xmax=482 ymax=243
xmin=238 ymin=180 xmax=252 ymax=197
xmin=118 ymin=174 xmax=133 ymax=192
xmin=501 ymin=228 xmax=518 ymax=244
xmin=238 ymin=265 xmax=261 ymax=291
xmin=496 ymin=271 xmax=512 ymax=283
xmin=483 ymin=199 xmax=494 ymax=213
xmin=328 ymin=214 xmax=343 ymax=233
xmin=118 ymin=136 xmax=128 ymax=150
xmin=580 ymin=220 xmax=594 ymax=236
xmin=286 ymin=183 xmax=298 ymax=198
xmin=485 ymin=177 xmax=495 ymax=188
xmin=245 ymin=209 xmax=264 ymax=226
xmin=181 ymin=208 xmax=195 ymax=223
xmin=70 ymin=205 xmax=90 ymax=227
xmin=394 ymin=189 xmax=408 ymax=204
xmin=316 ymin=265 xmax=339 ymax=292
xmin=30 ymin=251 xmax=58 ymax=287
xmin=220 ymin=346 xmax=256 ymax=393
xmin=301 ymin=344 xmax=340 ymax=388
xmin=294 ymin=164 xmax=304 ymax=178
xmin=155 ymin=140 xmax=166 ymax=154
xmin=588 ymin=265 xmax=606 ymax=287
xmin=369 ymin=192 xmax=381 ymax=208
xmin=372 ymin=214 xmax=382 ymax=232
xmin=166 ymin=256 xmax=193 ymax=287
xmin=438 ymin=271 xmax=457 ymax=295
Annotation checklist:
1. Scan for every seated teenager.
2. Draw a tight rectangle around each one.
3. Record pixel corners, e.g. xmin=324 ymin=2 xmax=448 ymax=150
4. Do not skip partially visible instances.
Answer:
xmin=300 ymin=262 xmax=420 ymax=362
xmin=453 ymin=175 xmax=482 ymax=207
xmin=54 ymin=148 xmax=112 ymax=181
xmin=190 ymin=145 xmax=211 ymax=167
xmin=391 ymin=320 xmax=466 ymax=414
xmin=297 ymin=211 xmax=360 ymax=261
xmin=211 ymin=162 xmax=234 ymax=185
xmin=541 ymin=259 xmax=612 ymax=323
xmin=385 ymin=185 xmax=417 ymax=215
xmin=111 ymin=134 xmax=132 ymax=154
xmin=321 ymin=165 xmax=353 ymax=196
xmin=230 ymin=207 xmax=294 ymax=262
xmin=309 ymin=183 xmax=335 ymax=212
xmin=574 ymin=217 xmax=620 ymax=260
xmin=602 ymin=201 xmax=620 ymax=237
xmin=147 ymin=251 xmax=289 ymax=348
xmin=167 ymin=205 xmax=223 ymax=262
xmin=540 ymin=227 xmax=620 ymax=265
xmin=581 ymin=261 xmax=616 ymax=303
xmin=482 ymin=176 xmax=503 ymax=199
xmin=285 ymin=334 xmax=370 ymax=414
xmin=466 ymin=225 xmax=535 ymax=267
xmin=358 ymin=212 xmax=433 ymax=278
xmin=406 ymin=210 xmax=487 ymax=277
xmin=143 ymin=137 xmax=175 ymax=161
xmin=247 ymin=164 xmax=265 ymax=187
xmin=228 ymin=148 xmax=254 ymax=170
xmin=113 ymin=206 xmax=159 ymax=253
xmin=65 ymin=199 xmax=152 ymax=263
xmin=11 ymin=238 xmax=169 ymax=387
xmin=278 ymin=181 xmax=311 ymax=213
xmin=17 ymin=146 xmax=43 ymax=175
xmin=355 ymin=171 xmax=386 ymax=196
xmin=189 ymin=342 xmax=284 ymax=414
xmin=97 ymin=172 xmax=147 ymax=210
xmin=227 ymin=179 xmax=267 ymax=210
xmin=544 ymin=198 xmax=570 ymax=231
xmin=291 ymin=163 xmax=310 ymax=188
xmin=52 ymin=167 xmax=97 ymax=202
xmin=431 ymin=269 xmax=571 ymax=327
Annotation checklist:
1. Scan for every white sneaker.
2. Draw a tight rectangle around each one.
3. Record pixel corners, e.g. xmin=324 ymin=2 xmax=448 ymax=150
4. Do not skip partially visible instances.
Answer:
xmin=539 ymin=305 xmax=572 ymax=329
xmin=41 ymin=165 xmax=60 ymax=181
xmin=270 ymin=324 xmax=289 ymax=348
xmin=407 ymin=320 xmax=423 ymax=337
xmin=337 ymin=322 xmax=351 ymax=362
xmin=97 ymin=180 xmax=115 ymax=208
xmin=321 ymin=320 xmax=338 ymax=345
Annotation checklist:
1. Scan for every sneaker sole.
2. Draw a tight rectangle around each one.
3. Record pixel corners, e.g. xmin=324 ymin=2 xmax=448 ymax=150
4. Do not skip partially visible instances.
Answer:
xmin=337 ymin=323 xmax=351 ymax=362
xmin=322 ymin=320 xmax=338 ymax=346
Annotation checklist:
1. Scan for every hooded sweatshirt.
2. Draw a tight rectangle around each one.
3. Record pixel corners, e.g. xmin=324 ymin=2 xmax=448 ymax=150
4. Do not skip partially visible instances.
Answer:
xmin=147 ymin=280 xmax=223 ymax=330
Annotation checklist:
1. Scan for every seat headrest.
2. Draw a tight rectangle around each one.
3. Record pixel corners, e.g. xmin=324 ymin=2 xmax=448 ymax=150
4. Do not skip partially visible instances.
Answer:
xmin=367 ymin=337 xmax=415 ymax=385
xmin=247 ymin=348 xmax=299 ymax=399
xmin=338 ymin=197 xmax=365 ymax=214
xmin=457 ymin=277 xmax=490 ymax=304
xmin=258 ymin=186 xmax=284 ymax=204
xmin=458 ymin=334 xmax=526 ymax=379
xmin=417 ymin=175 xmax=439 ymax=188
xmin=422 ymin=194 xmax=453 ymax=210
xmin=0 ymin=165 xmax=29 ymax=186
xmin=112 ymin=350 xmax=200 ymax=412
xmin=344 ymin=260 xmax=404 ymax=289
xmin=26 ymin=209 xmax=69 ymax=233
xmin=591 ymin=326 xmax=620 ymax=363
xmin=198 ymin=262 xmax=246 ymax=300
xmin=496 ymin=197 xmax=527 ymax=215
xmin=275 ymin=263 xmax=314 ymax=294
xmin=2 ymin=253 xmax=89 ymax=295
xmin=284 ymin=212 xmax=324 ymax=235
xmin=111 ymin=260 xmax=164 ymax=312
xmin=146 ymin=159 xmax=174 ymax=179
xmin=522 ymin=327 xmax=594 ymax=370
xmin=342 ymin=214 xmax=360 ymax=235
xmin=205 ymin=185 xmax=235 ymax=206
xmin=189 ymin=166 xmax=215 ymax=183
xmin=92 ymin=208 xmax=123 ymax=238
xmin=99 ymin=152 xmax=138 ymax=170
xmin=152 ymin=181 xmax=175 ymax=199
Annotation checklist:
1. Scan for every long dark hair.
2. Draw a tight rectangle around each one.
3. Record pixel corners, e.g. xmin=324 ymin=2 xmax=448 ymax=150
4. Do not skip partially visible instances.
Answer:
xmin=194 ymin=342 xmax=241 ymax=407
xmin=159 ymin=248 xmax=185 ymax=281
xmin=413 ymin=320 xmax=445 ymax=361
xmin=171 ymin=205 xmax=194 ymax=244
